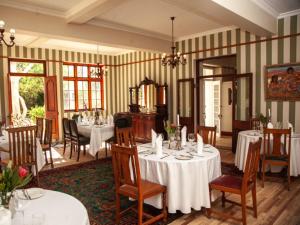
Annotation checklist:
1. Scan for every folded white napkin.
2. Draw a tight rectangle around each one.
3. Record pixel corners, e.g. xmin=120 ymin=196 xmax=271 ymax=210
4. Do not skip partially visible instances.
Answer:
xmin=288 ymin=122 xmax=293 ymax=133
xmin=267 ymin=122 xmax=273 ymax=128
xmin=197 ymin=133 xmax=203 ymax=155
xmin=156 ymin=135 xmax=163 ymax=157
xmin=181 ymin=126 xmax=187 ymax=146
xmin=151 ymin=129 xmax=157 ymax=148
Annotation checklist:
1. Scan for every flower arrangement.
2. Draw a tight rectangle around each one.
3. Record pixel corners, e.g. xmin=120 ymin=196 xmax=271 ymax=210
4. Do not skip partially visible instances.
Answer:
xmin=259 ymin=113 xmax=268 ymax=127
xmin=0 ymin=161 xmax=32 ymax=208
xmin=164 ymin=120 xmax=175 ymax=135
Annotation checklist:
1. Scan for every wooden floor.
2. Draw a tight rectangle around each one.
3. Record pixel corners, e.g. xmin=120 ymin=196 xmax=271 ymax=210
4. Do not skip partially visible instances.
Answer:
xmin=44 ymin=143 xmax=300 ymax=225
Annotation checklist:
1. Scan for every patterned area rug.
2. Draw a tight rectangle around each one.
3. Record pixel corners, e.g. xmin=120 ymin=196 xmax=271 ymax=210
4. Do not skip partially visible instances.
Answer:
xmin=34 ymin=158 xmax=183 ymax=225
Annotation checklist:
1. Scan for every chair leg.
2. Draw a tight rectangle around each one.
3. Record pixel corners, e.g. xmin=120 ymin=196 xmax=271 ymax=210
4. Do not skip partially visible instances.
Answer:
xmin=206 ymin=188 xmax=212 ymax=218
xmin=63 ymin=140 xmax=66 ymax=155
xmin=44 ymin=151 xmax=48 ymax=165
xmin=287 ymin=164 xmax=291 ymax=191
xmin=115 ymin=193 xmax=120 ymax=224
xmin=77 ymin=144 xmax=80 ymax=161
xmin=35 ymin=165 xmax=40 ymax=187
xmin=83 ymin=145 xmax=86 ymax=155
xmin=252 ymin=184 xmax=257 ymax=218
xmin=162 ymin=190 xmax=167 ymax=223
xmin=49 ymin=148 xmax=54 ymax=169
xmin=221 ymin=191 xmax=226 ymax=207
xmin=262 ymin=161 xmax=266 ymax=188
xmin=138 ymin=198 xmax=143 ymax=225
xmin=69 ymin=143 xmax=73 ymax=159
xmin=241 ymin=193 xmax=247 ymax=225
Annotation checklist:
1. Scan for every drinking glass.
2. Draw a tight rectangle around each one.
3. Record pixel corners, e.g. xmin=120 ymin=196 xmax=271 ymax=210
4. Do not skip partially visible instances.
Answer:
xmin=32 ymin=213 xmax=45 ymax=225
xmin=188 ymin=133 xmax=195 ymax=142
xmin=12 ymin=194 xmax=25 ymax=225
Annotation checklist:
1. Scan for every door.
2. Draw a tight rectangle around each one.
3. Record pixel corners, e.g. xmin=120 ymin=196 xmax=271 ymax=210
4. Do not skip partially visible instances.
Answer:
xmin=232 ymin=74 xmax=253 ymax=153
xmin=45 ymin=76 xmax=59 ymax=139
xmin=177 ymin=79 xmax=194 ymax=134
xmin=220 ymin=81 xmax=233 ymax=135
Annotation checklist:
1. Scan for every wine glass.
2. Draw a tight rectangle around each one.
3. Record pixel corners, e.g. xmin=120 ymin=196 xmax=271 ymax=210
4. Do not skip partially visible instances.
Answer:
xmin=188 ymin=133 xmax=195 ymax=143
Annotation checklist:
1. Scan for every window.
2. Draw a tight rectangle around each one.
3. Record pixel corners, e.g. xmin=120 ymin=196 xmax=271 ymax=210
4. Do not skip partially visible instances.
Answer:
xmin=63 ymin=63 xmax=103 ymax=111
xmin=9 ymin=59 xmax=46 ymax=76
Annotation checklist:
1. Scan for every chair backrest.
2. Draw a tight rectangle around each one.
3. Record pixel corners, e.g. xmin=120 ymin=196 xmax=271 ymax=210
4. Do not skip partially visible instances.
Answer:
xmin=250 ymin=118 xmax=260 ymax=130
xmin=111 ymin=144 xmax=141 ymax=191
xmin=196 ymin=125 xmax=217 ymax=146
xmin=43 ymin=119 xmax=52 ymax=146
xmin=115 ymin=116 xmax=132 ymax=128
xmin=242 ymin=138 xmax=262 ymax=189
xmin=116 ymin=127 xmax=136 ymax=146
xmin=6 ymin=125 xmax=37 ymax=166
xmin=69 ymin=120 xmax=79 ymax=139
xmin=62 ymin=118 xmax=71 ymax=136
xmin=263 ymin=128 xmax=291 ymax=157
xmin=36 ymin=117 xmax=44 ymax=140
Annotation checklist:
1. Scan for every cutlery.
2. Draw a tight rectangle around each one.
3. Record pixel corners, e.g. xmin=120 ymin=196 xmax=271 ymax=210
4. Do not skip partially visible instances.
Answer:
xmin=138 ymin=150 xmax=149 ymax=154
xmin=25 ymin=189 xmax=31 ymax=200
xmin=203 ymin=150 xmax=213 ymax=153
xmin=160 ymin=154 xmax=170 ymax=159
xmin=188 ymin=152 xmax=204 ymax=157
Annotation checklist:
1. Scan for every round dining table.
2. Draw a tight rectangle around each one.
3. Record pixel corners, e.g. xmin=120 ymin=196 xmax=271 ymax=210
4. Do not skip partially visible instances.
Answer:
xmin=235 ymin=130 xmax=300 ymax=176
xmin=12 ymin=190 xmax=90 ymax=225
xmin=137 ymin=142 xmax=221 ymax=214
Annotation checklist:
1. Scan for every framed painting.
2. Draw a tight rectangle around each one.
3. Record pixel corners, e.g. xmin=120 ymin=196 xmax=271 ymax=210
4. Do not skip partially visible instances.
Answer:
xmin=265 ymin=63 xmax=300 ymax=101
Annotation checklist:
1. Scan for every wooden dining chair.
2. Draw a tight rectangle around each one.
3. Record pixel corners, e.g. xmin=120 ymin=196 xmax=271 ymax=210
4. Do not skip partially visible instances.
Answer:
xmin=62 ymin=118 xmax=71 ymax=155
xmin=41 ymin=118 xmax=54 ymax=168
xmin=111 ymin=144 xmax=167 ymax=225
xmin=69 ymin=120 xmax=90 ymax=161
xmin=250 ymin=118 xmax=260 ymax=130
xmin=115 ymin=127 xmax=136 ymax=147
xmin=262 ymin=128 xmax=291 ymax=190
xmin=196 ymin=125 xmax=217 ymax=147
xmin=207 ymin=138 xmax=262 ymax=225
xmin=36 ymin=117 xmax=44 ymax=140
xmin=5 ymin=125 xmax=40 ymax=186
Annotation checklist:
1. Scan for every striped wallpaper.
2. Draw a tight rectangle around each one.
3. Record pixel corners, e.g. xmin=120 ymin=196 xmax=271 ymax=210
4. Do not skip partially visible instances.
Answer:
xmin=114 ymin=14 xmax=300 ymax=132
xmin=0 ymin=14 xmax=300 ymax=138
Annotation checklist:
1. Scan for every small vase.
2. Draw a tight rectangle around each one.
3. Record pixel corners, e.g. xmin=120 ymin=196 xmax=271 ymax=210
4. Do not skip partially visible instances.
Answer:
xmin=0 ymin=192 xmax=13 ymax=209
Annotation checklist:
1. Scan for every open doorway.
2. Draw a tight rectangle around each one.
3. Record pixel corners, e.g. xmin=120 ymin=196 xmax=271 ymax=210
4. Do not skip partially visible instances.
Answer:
xmin=197 ymin=55 xmax=236 ymax=150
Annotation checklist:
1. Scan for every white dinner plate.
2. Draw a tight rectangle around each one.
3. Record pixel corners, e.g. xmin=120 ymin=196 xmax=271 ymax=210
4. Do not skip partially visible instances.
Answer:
xmin=17 ymin=188 xmax=45 ymax=200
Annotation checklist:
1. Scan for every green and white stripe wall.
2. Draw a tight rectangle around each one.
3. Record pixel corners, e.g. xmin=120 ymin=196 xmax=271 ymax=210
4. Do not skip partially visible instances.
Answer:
xmin=115 ymin=14 xmax=300 ymax=132
xmin=0 ymin=14 xmax=299 ymax=137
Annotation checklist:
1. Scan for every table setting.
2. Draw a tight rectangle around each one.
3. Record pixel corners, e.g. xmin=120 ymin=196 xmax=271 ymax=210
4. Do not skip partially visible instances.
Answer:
xmin=135 ymin=127 xmax=221 ymax=214
xmin=77 ymin=114 xmax=114 ymax=156
xmin=235 ymin=122 xmax=300 ymax=176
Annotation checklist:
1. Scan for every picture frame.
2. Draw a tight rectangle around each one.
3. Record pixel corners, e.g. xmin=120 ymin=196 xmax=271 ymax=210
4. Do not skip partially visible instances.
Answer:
xmin=265 ymin=63 xmax=300 ymax=101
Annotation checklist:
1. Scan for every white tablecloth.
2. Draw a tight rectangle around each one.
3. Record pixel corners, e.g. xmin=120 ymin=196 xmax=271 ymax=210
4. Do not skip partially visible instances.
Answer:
xmin=0 ymin=133 xmax=46 ymax=174
xmin=78 ymin=124 xmax=114 ymax=156
xmin=13 ymin=190 xmax=90 ymax=225
xmin=235 ymin=130 xmax=300 ymax=176
xmin=137 ymin=142 xmax=222 ymax=214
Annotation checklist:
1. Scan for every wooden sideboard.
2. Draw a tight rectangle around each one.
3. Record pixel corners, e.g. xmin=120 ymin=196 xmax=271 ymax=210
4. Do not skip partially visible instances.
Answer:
xmin=118 ymin=112 xmax=165 ymax=142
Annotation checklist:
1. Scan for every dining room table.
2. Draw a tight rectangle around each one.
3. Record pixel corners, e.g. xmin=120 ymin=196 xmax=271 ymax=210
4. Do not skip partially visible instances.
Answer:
xmin=12 ymin=189 xmax=90 ymax=225
xmin=0 ymin=131 xmax=46 ymax=174
xmin=235 ymin=130 xmax=300 ymax=176
xmin=136 ymin=141 xmax=222 ymax=214
xmin=77 ymin=123 xmax=114 ymax=156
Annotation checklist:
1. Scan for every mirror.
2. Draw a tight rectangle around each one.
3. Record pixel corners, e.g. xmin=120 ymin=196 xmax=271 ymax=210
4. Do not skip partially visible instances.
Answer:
xmin=139 ymin=84 xmax=157 ymax=111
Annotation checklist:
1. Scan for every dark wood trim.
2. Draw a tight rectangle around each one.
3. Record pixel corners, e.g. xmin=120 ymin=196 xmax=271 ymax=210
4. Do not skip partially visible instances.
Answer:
xmin=8 ymin=58 xmax=47 ymax=77
xmin=62 ymin=62 xmax=104 ymax=112
xmin=1 ymin=33 xmax=300 ymax=67
xmin=221 ymin=131 xmax=232 ymax=136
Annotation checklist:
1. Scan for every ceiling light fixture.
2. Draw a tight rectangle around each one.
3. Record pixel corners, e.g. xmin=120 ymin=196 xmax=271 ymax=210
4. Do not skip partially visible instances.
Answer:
xmin=0 ymin=20 xmax=16 ymax=47
xmin=161 ymin=17 xmax=186 ymax=69
xmin=92 ymin=45 xmax=107 ymax=79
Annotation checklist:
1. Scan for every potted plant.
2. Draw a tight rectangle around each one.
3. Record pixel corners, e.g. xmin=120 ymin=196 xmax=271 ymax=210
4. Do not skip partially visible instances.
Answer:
xmin=259 ymin=113 xmax=268 ymax=128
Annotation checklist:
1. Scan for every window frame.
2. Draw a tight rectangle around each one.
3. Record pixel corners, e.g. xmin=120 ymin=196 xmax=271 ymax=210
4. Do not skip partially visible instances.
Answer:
xmin=63 ymin=62 xmax=104 ymax=112
xmin=8 ymin=58 xmax=47 ymax=77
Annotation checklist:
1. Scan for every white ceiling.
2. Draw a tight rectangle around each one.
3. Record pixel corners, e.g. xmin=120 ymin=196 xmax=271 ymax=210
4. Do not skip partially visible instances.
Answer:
xmin=0 ymin=0 xmax=299 ymax=54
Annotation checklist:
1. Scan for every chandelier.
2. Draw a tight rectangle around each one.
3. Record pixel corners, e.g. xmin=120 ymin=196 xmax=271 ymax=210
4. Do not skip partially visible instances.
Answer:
xmin=92 ymin=45 xmax=107 ymax=79
xmin=161 ymin=17 xmax=186 ymax=69
xmin=0 ymin=20 xmax=16 ymax=47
